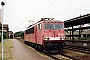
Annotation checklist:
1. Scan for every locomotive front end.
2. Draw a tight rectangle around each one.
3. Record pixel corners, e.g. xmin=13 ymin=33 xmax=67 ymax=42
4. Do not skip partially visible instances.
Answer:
xmin=42 ymin=20 xmax=66 ymax=53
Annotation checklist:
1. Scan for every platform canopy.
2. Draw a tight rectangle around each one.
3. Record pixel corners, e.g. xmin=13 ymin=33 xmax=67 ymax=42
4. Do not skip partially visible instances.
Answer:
xmin=65 ymin=26 xmax=90 ymax=31
xmin=64 ymin=13 xmax=90 ymax=28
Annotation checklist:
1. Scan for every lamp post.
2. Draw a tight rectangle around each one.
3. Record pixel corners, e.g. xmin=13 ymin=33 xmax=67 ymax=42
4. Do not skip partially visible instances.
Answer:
xmin=1 ymin=1 xmax=5 ymax=60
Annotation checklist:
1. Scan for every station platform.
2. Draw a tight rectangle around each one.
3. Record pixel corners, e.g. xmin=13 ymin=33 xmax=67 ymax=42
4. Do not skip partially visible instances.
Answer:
xmin=12 ymin=39 xmax=52 ymax=60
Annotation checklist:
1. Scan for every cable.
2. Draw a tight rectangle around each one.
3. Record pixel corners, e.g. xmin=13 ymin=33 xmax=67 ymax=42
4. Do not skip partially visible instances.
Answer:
xmin=32 ymin=0 xmax=90 ymax=21
xmin=33 ymin=0 xmax=57 ymax=20
xmin=61 ymin=2 xmax=90 ymax=19
xmin=32 ymin=0 xmax=83 ymax=20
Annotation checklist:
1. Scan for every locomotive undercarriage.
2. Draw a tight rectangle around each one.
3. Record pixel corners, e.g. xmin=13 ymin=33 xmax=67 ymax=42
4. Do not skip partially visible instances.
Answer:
xmin=24 ymin=41 xmax=43 ymax=51
xmin=43 ymin=42 xmax=66 ymax=53
xmin=24 ymin=41 xmax=66 ymax=53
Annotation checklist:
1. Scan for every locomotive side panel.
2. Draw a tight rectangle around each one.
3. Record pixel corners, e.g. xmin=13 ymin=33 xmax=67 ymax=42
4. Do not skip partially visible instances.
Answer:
xmin=24 ymin=26 xmax=36 ymax=43
xmin=34 ymin=25 xmax=37 ymax=43
xmin=29 ymin=34 xmax=35 ymax=43
xmin=36 ymin=23 xmax=43 ymax=45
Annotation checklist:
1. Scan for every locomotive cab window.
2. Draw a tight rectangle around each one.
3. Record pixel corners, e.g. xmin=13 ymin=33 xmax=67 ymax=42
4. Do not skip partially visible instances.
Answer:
xmin=38 ymin=23 xmax=42 ymax=30
xmin=44 ymin=23 xmax=64 ymax=30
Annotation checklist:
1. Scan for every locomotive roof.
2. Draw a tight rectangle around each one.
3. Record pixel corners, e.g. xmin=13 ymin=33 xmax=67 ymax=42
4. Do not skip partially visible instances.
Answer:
xmin=42 ymin=20 xmax=64 ymax=23
xmin=26 ymin=21 xmax=43 ymax=30
xmin=26 ymin=19 xmax=64 ymax=30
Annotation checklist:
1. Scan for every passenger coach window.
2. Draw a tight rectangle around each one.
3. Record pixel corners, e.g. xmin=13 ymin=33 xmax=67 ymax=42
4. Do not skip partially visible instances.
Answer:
xmin=38 ymin=24 xmax=42 ymax=30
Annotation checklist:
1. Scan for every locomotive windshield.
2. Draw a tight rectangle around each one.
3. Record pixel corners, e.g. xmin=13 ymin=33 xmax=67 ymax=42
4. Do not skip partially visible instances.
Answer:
xmin=44 ymin=23 xmax=64 ymax=30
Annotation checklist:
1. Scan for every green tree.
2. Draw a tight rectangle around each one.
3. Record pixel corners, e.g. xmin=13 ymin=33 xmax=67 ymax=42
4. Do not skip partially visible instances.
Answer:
xmin=14 ymin=31 xmax=24 ymax=37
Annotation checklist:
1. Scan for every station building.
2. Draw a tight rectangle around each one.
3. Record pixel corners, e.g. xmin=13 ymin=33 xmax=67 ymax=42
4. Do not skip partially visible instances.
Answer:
xmin=0 ymin=9 xmax=13 ymax=39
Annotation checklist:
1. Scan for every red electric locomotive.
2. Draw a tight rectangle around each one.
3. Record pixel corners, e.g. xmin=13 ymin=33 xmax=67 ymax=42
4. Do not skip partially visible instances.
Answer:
xmin=24 ymin=18 xmax=66 ymax=53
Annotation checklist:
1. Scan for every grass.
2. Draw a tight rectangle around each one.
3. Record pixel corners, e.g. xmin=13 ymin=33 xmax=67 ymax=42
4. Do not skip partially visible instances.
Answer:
xmin=40 ymin=52 xmax=45 ymax=55
xmin=0 ymin=39 xmax=13 ymax=60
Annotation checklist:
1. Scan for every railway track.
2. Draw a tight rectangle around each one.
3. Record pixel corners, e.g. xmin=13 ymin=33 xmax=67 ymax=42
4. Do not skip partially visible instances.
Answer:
xmin=64 ymin=45 xmax=90 ymax=54
xmin=46 ymin=45 xmax=90 ymax=60
xmin=46 ymin=49 xmax=90 ymax=60
xmin=46 ymin=54 xmax=79 ymax=60
xmin=59 ymin=54 xmax=79 ymax=60
xmin=47 ymin=54 xmax=61 ymax=60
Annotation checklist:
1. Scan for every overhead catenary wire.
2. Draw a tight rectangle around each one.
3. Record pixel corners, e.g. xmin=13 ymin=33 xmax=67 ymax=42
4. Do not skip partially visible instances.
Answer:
xmin=61 ymin=3 xmax=90 ymax=19
xmin=32 ymin=0 xmax=84 ymax=20
xmin=33 ymin=0 xmax=57 ymax=20
xmin=31 ymin=0 xmax=90 ymax=21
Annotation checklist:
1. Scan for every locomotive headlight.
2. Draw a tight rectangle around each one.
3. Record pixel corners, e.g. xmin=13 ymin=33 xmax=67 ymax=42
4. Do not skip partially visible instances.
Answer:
xmin=44 ymin=37 xmax=50 ymax=40
xmin=44 ymin=37 xmax=46 ymax=39
xmin=47 ymin=37 xmax=50 ymax=40
xmin=60 ymin=37 xmax=62 ymax=40
xmin=60 ymin=37 xmax=65 ymax=40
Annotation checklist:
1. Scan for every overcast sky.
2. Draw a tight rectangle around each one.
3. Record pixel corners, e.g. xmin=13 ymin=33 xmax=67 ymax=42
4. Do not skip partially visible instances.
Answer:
xmin=0 ymin=0 xmax=90 ymax=33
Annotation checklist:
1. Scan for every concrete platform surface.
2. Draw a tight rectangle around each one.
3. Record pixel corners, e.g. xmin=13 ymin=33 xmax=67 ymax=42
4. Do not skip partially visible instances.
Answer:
xmin=12 ymin=39 xmax=52 ymax=60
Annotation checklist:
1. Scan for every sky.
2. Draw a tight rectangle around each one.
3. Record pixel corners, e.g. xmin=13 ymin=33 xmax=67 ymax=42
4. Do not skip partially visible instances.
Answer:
xmin=0 ymin=0 xmax=90 ymax=33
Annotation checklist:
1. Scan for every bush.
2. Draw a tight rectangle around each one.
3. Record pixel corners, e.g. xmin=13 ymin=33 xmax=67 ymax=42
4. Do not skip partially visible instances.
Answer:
xmin=3 ymin=33 xmax=7 ymax=39
xmin=0 ymin=33 xmax=8 ymax=42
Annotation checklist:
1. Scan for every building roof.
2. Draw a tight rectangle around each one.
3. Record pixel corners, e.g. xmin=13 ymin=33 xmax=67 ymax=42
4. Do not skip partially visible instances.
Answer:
xmin=0 ymin=24 xmax=8 ymax=28
xmin=64 ymin=13 xmax=90 ymax=27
